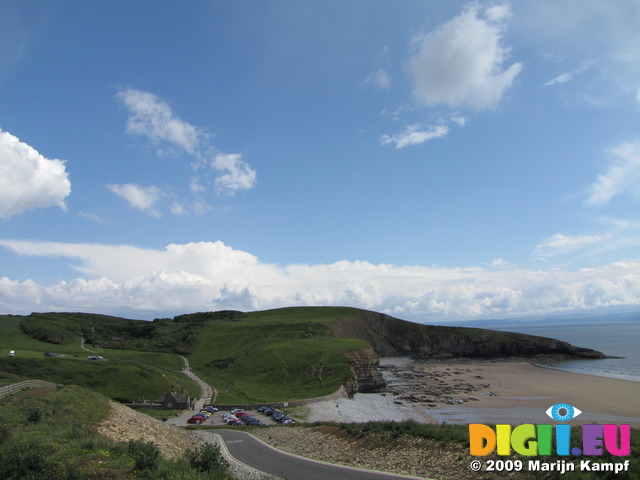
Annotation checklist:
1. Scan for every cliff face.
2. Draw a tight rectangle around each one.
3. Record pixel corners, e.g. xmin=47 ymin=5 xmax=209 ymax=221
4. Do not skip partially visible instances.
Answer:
xmin=334 ymin=311 xmax=608 ymax=361
xmin=342 ymin=345 xmax=386 ymax=396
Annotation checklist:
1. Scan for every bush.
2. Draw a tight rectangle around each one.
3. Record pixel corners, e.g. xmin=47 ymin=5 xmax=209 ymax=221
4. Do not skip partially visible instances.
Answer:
xmin=186 ymin=443 xmax=228 ymax=473
xmin=127 ymin=439 xmax=160 ymax=472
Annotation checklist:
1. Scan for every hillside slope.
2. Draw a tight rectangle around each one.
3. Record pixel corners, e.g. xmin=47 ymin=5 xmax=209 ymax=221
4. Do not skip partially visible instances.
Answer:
xmin=3 ymin=307 xmax=608 ymax=404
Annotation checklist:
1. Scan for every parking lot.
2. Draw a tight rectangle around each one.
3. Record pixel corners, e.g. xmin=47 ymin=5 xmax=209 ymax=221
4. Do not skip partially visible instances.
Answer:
xmin=167 ymin=406 xmax=295 ymax=428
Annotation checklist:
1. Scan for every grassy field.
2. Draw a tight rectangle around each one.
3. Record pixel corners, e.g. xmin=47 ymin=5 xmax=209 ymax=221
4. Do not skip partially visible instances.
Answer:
xmin=0 ymin=385 xmax=233 ymax=480
xmin=0 ymin=356 xmax=199 ymax=402
xmin=188 ymin=307 xmax=369 ymax=403
xmin=0 ymin=314 xmax=197 ymax=401
xmin=2 ymin=308 xmax=371 ymax=404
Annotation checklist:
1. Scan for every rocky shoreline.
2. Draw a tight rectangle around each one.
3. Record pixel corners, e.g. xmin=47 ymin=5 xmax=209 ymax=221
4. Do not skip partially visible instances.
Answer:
xmin=379 ymin=357 xmax=495 ymax=409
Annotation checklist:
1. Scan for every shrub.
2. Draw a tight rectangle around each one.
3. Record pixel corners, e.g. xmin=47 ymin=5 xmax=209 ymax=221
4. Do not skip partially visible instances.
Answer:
xmin=186 ymin=443 xmax=227 ymax=473
xmin=127 ymin=439 xmax=160 ymax=472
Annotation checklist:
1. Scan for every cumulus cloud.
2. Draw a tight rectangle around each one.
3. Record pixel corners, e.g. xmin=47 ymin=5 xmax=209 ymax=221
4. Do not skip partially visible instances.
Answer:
xmin=113 ymin=88 xmax=257 ymax=211
xmin=211 ymin=153 xmax=257 ymax=196
xmin=380 ymin=124 xmax=448 ymax=149
xmin=1 ymin=239 xmax=640 ymax=320
xmin=107 ymin=183 xmax=163 ymax=217
xmin=117 ymin=88 xmax=202 ymax=154
xmin=587 ymin=141 xmax=640 ymax=205
xmin=0 ymin=131 xmax=71 ymax=219
xmin=409 ymin=3 xmax=522 ymax=110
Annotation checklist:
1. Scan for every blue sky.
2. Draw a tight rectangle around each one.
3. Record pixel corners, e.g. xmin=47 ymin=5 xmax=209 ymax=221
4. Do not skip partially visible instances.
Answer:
xmin=1 ymin=0 xmax=640 ymax=321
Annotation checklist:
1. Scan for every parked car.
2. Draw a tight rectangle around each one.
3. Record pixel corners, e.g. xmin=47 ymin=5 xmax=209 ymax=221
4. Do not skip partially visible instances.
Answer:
xmin=187 ymin=416 xmax=204 ymax=424
xmin=87 ymin=355 xmax=103 ymax=360
xmin=226 ymin=420 xmax=242 ymax=425
xmin=223 ymin=413 xmax=238 ymax=422
xmin=282 ymin=419 xmax=296 ymax=425
xmin=43 ymin=352 xmax=56 ymax=357
xmin=204 ymin=406 xmax=218 ymax=413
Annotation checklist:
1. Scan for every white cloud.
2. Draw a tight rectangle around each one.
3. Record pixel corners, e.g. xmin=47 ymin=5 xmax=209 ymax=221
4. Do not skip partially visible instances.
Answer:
xmin=79 ymin=211 xmax=110 ymax=224
xmin=365 ymin=69 xmax=392 ymax=89
xmin=117 ymin=88 xmax=202 ymax=154
xmin=543 ymin=60 xmax=595 ymax=87
xmin=114 ymin=88 xmax=257 ymax=205
xmin=380 ymin=124 xmax=448 ymax=149
xmin=211 ymin=153 xmax=257 ymax=196
xmin=107 ymin=183 xmax=163 ymax=217
xmin=543 ymin=73 xmax=573 ymax=87
xmin=0 ymin=131 xmax=71 ymax=219
xmin=1 ymin=239 xmax=640 ymax=320
xmin=409 ymin=4 xmax=522 ymax=110
xmin=521 ymin=1 xmax=640 ymax=104
xmin=533 ymin=233 xmax=612 ymax=260
xmin=587 ymin=141 xmax=640 ymax=205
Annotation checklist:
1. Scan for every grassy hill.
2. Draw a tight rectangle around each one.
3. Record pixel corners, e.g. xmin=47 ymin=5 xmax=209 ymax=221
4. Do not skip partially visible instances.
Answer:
xmin=187 ymin=307 xmax=368 ymax=403
xmin=0 ymin=314 xmax=198 ymax=400
xmin=1 ymin=306 xmax=607 ymax=405
xmin=0 ymin=384 xmax=233 ymax=480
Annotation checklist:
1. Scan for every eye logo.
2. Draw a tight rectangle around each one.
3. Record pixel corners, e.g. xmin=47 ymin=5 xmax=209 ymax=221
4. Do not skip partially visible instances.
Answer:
xmin=545 ymin=403 xmax=582 ymax=422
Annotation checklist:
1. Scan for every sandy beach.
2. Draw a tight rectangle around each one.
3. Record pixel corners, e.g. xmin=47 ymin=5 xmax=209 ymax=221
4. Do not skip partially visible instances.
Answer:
xmin=303 ymin=358 xmax=640 ymax=426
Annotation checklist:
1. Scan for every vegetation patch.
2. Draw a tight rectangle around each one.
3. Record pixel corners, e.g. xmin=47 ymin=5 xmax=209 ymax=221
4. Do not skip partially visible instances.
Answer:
xmin=188 ymin=307 xmax=368 ymax=403
xmin=0 ymin=356 xmax=198 ymax=402
xmin=0 ymin=385 xmax=234 ymax=480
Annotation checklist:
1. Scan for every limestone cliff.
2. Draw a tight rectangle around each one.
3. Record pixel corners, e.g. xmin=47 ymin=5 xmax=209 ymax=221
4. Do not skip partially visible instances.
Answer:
xmin=334 ymin=311 xmax=608 ymax=361
xmin=342 ymin=345 xmax=386 ymax=396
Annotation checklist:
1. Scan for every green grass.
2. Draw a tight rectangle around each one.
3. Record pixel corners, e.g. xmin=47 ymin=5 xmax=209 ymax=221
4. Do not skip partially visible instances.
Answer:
xmin=188 ymin=307 xmax=368 ymax=403
xmin=0 ymin=356 xmax=199 ymax=402
xmin=0 ymin=314 xmax=194 ymax=400
xmin=0 ymin=385 xmax=235 ymax=480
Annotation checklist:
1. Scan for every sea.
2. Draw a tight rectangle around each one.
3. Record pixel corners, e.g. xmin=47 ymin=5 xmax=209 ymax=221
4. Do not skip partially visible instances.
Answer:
xmin=493 ymin=321 xmax=640 ymax=383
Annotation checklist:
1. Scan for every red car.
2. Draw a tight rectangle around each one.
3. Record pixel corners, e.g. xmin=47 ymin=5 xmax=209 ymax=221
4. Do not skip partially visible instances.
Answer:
xmin=187 ymin=416 xmax=204 ymax=424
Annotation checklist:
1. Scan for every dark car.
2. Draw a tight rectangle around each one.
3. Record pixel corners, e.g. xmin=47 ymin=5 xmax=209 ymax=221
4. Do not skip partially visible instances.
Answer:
xmin=204 ymin=406 xmax=218 ymax=413
xmin=226 ymin=420 xmax=242 ymax=426
xmin=43 ymin=352 xmax=56 ymax=357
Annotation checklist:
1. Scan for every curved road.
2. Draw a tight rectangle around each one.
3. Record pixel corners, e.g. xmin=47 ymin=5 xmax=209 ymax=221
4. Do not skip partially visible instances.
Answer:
xmin=211 ymin=429 xmax=431 ymax=480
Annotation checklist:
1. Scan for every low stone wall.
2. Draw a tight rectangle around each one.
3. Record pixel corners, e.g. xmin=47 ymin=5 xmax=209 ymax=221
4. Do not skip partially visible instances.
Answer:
xmin=0 ymin=380 xmax=59 ymax=399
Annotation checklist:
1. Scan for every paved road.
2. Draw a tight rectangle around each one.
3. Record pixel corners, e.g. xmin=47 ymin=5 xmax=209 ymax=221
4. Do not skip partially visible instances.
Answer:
xmin=212 ymin=429 xmax=430 ymax=480
xmin=178 ymin=355 xmax=214 ymax=405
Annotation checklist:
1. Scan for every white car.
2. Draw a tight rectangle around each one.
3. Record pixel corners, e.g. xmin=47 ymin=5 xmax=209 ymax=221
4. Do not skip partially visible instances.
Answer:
xmin=222 ymin=413 xmax=238 ymax=422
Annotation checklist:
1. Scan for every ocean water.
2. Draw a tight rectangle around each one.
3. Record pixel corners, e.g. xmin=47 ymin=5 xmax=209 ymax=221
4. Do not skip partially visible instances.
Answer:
xmin=493 ymin=321 xmax=640 ymax=383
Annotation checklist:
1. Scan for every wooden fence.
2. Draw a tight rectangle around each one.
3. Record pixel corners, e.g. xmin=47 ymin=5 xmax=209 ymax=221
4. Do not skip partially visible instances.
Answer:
xmin=0 ymin=380 xmax=59 ymax=399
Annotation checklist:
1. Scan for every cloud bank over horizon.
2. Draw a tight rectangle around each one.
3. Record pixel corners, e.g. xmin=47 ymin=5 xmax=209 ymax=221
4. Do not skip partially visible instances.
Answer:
xmin=1 ymin=239 xmax=639 ymax=321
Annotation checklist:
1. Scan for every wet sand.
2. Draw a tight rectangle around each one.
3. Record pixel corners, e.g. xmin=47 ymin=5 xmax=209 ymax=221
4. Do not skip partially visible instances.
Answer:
xmin=381 ymin=359 xmax=640 ymax=426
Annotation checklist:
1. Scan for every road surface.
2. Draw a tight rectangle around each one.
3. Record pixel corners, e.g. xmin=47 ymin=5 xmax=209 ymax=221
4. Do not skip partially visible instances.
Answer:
xmin=211 ymin=429 xmax=431 ymax=480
